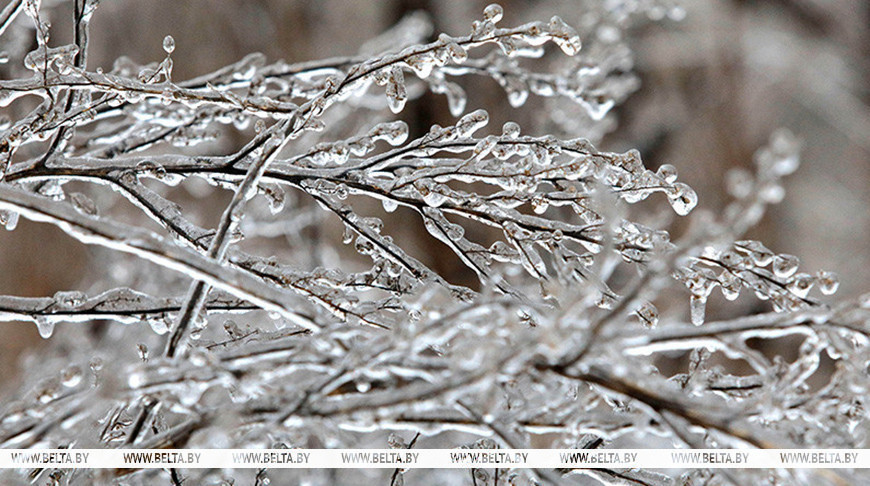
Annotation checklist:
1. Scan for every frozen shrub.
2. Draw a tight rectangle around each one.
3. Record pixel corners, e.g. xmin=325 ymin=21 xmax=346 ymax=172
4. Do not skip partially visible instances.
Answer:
xmin=0 ymin=1 xmax=866 ymax=485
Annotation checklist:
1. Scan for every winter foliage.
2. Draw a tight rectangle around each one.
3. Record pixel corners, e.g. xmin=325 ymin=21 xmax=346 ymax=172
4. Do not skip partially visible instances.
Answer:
xmin=0 ymin=1 xmax=867 ymax=484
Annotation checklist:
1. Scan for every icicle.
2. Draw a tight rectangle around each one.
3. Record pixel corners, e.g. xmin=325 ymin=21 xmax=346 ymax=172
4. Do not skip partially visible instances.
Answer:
xmin=61 ymin=366 xmax=83 ymax=387
xmin=690 ymin=295 xmax=706 ymax=326
xmin=667 ymin=182 xmax=698 ymax=216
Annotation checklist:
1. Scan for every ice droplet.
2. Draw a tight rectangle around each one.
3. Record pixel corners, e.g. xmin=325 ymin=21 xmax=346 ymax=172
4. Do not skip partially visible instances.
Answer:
xmin=148 ymin=317 xmax=170 ymax=335
xmin=455 ymin=109 xmax=489 ymax=138
xmin=505 ymin=78 xmax=529 ymax=108
xmin=382 ymin=198 xmax=399 ymax=213
xmin=0 ymin=209 xmax=19 ymax=231
xmin=371 ymin=121 xmax=409 ymax=146
xmin=342 ymin=226 xmax=354 ymax=244
xmin=483 ymin=4 xmax=503 ymax=24
xmin=530 ymin=196 xmax=548 ymax=214
xmin=61 ymin=366 xmax=83 ymax=387
xmin=385 ymin=66 xmax=407 ymax=114
xmin=162 ymin=35 xmax=175 ymax=55
xmin=580 ymin=97 xmax=614 ymax=121
xmin=388 ymin=433 xmax=407 ymax=449
xmin=635 ymin=302 xmax=659 ymax=328
xmin=817 ymin=271 xmax=840 ymax=295
xmin=548 ymin=16 xmax=582 ymax=55
xmin=736 ymin=240 xmax=774 ymax=266
xmin=137 ymin=343 xmax=149 ymax=361
xmin=444 ymin=82 xmax=466 ymax=117
xmin=768 ymin=129 xmax=800 ymax=176
xmin=502 ymin=121 xmax=520 ymax=139
xmin=726 ymin=168 xmax=754 ymax=199
xmin=787 ymin=273 xmax=814 ymax=299
xmin=772 ymin=254 xmax=799 ymax=279
xmin=36 ymin=317 xmax=55 ymax=338
xmin=90 ymin=357 xmax=103 ymax=372
xmin=668 ymin=183 xmax=697 ymax=216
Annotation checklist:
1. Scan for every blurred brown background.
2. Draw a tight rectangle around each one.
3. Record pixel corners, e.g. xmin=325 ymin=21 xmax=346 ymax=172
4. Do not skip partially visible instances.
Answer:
xmin=1 ymin=0 xmax=868 ymax=390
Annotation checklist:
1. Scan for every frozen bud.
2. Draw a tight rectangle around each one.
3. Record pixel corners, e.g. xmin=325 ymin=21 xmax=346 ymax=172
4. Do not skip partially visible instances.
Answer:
xmin=53 ymin=290 xmax=86 ymax=309
xmin=471 ymin=19 xmax=495 ymax=38
xmin=24 ymin=44 xmax=78 ymax=73
xmin=772 ymin=254 xmax=799 ymax=278
xmin=667 ymin=182 xmax=698 ymax=216
xmin=548 ymin=16 xmax=582 ymax=55
xmin=690 ymin=295 xmax=706 ymax=326
xmin=719 ymin=271 xmax=741 ymax=301
xmin=737 ymin=240 xmax=774 ymax=267
xmin=787 ymin=272 xmax=814 ymax=299
xmin=370 ymin=121 xmax=409 ymax=146
xmin=656 ymin=164 xmax=678 ymax=183
xmin=0 ymin=209 xmax=19 ymax=231
xmin=455 ymin=109 xmax=489 ymax=137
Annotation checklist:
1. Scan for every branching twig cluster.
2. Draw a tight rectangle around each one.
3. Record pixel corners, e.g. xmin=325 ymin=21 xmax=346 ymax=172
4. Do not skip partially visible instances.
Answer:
xmin=0 ymin=2 xmax=865 ymax=485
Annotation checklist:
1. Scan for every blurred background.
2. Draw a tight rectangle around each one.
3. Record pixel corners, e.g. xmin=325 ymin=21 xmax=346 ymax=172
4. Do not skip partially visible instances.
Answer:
xmin=1 ymin=0 xmax=868 ymax=391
